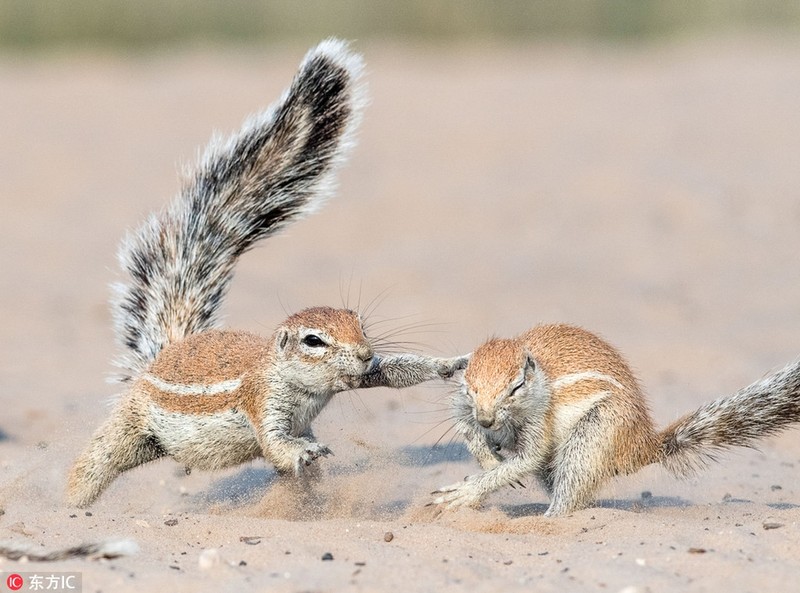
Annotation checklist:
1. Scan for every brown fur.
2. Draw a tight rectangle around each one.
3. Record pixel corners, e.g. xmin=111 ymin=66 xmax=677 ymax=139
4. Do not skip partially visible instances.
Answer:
xmin=465 ymin=338 xmax=524 ymax=409
xmin=522 ymin=324 xmax=636 ymax=391
xmin=285 ymin=307 xmax=368 ymax=341
xmin=522 ymin=324 xmax=659 ymax=473
xmin=149 ymin=330 xmax=271 ymax=384
xmin=138 ymin=331 xmax=270 ymax=415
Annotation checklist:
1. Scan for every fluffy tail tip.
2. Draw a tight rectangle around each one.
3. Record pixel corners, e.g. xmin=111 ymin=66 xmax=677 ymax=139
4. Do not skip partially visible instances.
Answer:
xmin=303 ymin=37 xmax=365 ymax=79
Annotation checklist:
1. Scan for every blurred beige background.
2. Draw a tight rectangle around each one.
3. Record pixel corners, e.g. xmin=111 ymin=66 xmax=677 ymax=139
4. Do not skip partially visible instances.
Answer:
xmin=1 ymin=3 xmax=800 ymax=592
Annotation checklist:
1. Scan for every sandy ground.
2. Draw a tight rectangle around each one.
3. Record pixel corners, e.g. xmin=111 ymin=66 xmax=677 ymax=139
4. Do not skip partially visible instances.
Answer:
xmin=1 ymin=35 xmax=800 ymax=592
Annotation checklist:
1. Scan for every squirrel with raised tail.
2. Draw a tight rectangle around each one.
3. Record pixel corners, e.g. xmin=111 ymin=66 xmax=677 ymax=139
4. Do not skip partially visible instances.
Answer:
xmin=431 ymin=323 xmax=800 ymax=516
xmin=66 ymin=39 xmax=466 ymax=508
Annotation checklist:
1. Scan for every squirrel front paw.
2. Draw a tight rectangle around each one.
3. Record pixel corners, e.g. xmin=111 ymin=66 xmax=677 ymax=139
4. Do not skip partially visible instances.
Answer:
xmin=430 ymin=475 xmax=484 ymax=508
xmin=294 ymin=442 xmax=333 ymax=474
xmin=436 ymin=355 xmax=470 ymax=380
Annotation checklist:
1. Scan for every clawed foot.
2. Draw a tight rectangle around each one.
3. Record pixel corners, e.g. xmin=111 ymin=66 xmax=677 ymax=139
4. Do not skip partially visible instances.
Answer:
xmin=437 ymin=354 xmax=470 ymax=380
xmin=294 ymin=442 xmax=333 ymax=474
xmin=429 ymin=475 xmax=484 ymax=509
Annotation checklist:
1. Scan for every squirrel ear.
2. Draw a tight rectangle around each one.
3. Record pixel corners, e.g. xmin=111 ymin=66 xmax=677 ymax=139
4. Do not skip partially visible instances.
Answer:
xmin=524 ymin=353 xmax=537 ymax=374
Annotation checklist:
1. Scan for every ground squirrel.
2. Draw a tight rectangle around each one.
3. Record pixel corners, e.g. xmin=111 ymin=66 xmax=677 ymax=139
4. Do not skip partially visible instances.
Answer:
xmin=432 ymin=323 xmax=800 ymax=516
xmin=66 ymin=39 xmax=466 ymax=508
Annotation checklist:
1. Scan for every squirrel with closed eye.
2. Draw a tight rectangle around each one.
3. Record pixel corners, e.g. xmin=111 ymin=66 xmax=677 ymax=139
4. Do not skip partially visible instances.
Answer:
xmin=66 ymin=39 xmax=466 ymax=508
xmin=432 ymin=323 xmax=800 ymax=516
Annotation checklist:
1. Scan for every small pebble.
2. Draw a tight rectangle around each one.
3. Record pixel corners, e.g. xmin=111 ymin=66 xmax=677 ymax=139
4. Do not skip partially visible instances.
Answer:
xmin=688 ymin=547 xmax=707 ymax=554
xmin=383 ymin=531 xmax=394 ymax=543
xmin=763 ymin=522 xmax=784 ymax=530
xmin=164 ymin=518 xmax=179 ymax=527
xmin=198 ymin=548 xmax=221 ymax=570
xmin=770 ymin=485 xmax=782 ymax=491
xmin=321 ymin=552 xmax=334 ymax=561
xmin=240 ymin=536 xmax=262 ymax=545
xmin=239 ymin=560 xmax=247 ymax=567
xmin=85 ymin=511 xmax=93 ymax=517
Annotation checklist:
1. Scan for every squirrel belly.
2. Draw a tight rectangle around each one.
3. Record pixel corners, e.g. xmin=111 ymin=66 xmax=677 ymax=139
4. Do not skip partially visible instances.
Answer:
xmin=434 ymin=323 xmax=800 ymax=517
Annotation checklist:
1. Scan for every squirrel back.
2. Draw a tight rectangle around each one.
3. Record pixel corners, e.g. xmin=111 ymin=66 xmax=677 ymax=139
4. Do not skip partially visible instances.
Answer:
xmin=112 ymin=39 xmax=366 ymax=381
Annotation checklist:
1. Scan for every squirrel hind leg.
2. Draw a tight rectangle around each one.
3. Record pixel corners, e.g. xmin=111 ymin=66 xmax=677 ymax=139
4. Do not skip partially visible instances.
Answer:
xmin=66 ymin=402 xmax=164 ymax=508
xmin=543 ymin=405 xmax=618 ymax=517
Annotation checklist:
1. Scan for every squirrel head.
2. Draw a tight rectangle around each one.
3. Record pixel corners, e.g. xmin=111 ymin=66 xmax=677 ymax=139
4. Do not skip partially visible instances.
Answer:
xmin=273 ymin=306 xmax=374 ymax=393
xmin=461 ymin=337 xmax=546 ymax=431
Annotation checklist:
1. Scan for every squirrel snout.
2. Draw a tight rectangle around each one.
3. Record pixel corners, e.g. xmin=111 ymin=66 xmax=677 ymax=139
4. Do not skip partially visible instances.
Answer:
xmin=356 ymin=345 xmax=374 ymax=363
xmin=476 ymin=410 xmax=495 ymax=429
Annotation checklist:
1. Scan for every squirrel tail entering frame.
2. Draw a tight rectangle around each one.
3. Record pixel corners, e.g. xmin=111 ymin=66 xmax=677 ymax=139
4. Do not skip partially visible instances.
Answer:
xmin=112 ymin=39 xmax=366 ymax=382
xmin=657 ymin=360 xmax=800 ymax=476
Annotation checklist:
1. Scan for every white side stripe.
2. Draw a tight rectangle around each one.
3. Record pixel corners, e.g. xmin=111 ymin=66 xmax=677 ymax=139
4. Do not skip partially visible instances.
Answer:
xmin=550 ymin=371 xmax=624 ymax=392
xmin=143 ymin=373 xmax=242 ymax=396
xmin=552 ymin=390 xmax=613 ymax=438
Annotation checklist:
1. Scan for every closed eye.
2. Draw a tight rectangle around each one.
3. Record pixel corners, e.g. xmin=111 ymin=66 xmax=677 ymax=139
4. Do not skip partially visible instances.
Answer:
xmin=302 ymin=334 xmax=327 ymax=348
xmin=508 ymin=381 xmax=525 ymax=397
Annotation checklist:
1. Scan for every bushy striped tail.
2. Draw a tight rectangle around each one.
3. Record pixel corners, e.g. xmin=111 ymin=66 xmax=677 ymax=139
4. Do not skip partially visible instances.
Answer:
xmin=659 ymin=360 xmax=800 ymax=476
xmin=112 ymin=39 xmax=366 ymax=380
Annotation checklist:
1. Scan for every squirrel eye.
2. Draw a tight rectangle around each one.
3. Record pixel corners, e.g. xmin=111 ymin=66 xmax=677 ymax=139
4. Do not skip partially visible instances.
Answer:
xmin=302 ymin=334 xmax=327 ymax=348
xmin=509 ymin=381 xmax=525 ymax=397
